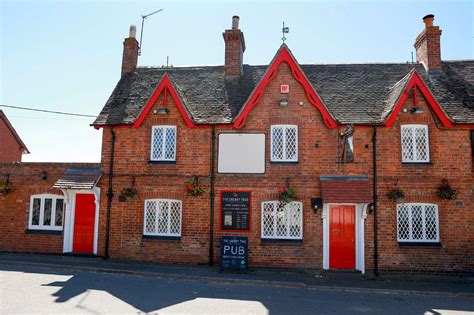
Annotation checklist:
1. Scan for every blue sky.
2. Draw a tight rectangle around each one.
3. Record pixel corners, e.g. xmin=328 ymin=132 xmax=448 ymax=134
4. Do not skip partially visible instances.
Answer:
xmin=1 ymin=0 xmax=472 ymax=162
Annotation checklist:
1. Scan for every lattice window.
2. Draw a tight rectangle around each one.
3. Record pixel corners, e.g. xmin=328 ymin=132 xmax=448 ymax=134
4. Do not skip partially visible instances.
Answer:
xmin=401 ymin=125 xmax=429 ymax=163
xmin=270 ymin=125 xmax=298 ymax=162
xmin=397 ymin=203 xmax=439 ymax=243
xmin=151 ymin=126 xmax=177 ymax=161
xmin=143 ymin=199 xmax=182 ymax=237
xmin=261 ymin=201 xmax=303 ymax=240
xmin=28 ymin=194 xmax=65 ymax=231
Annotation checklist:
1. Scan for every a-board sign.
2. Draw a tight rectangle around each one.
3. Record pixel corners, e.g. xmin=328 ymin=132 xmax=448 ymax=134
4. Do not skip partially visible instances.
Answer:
xmin=221 ymin=191 xmax=251 ymax=231
xmin=220 ymin=236 xmax=248 ymax=271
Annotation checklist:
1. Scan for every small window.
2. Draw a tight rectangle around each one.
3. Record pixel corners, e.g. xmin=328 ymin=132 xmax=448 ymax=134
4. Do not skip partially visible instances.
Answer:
xmin=261 ymin=201 xmax=303 ymax=240
xmin=271 ymin=125 xmax=298 ymax=162
xmin=397 ymin=203 xmax=439 ymax=243
xmin=401 ymin=125 xmax=430 ymax=163
xmin=151 ymin=126 xmax=177 ymax=161
xmin=143 ymin=199 xmax=182 ymax=237
xmin=28 ymin=194 xmax=65 ymax=231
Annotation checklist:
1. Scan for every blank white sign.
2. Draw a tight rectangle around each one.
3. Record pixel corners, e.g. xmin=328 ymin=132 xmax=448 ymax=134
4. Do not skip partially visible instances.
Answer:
xmin=218 ymin=133 xmax=265 ymax=174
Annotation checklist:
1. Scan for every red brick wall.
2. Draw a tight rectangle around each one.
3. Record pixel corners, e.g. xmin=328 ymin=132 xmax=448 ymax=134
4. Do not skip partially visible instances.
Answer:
xmin=99 ymin=62 xmax=473 ymax=274
xmin=376 ymin=87 xmax=473 ymax=274
xmin=0 ymin=162 xmax=100 ymax=253
xmin=0 ymin=118 xmax=23 ymax=162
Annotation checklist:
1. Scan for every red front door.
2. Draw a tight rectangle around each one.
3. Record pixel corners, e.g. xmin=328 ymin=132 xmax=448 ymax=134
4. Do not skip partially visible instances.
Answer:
xmin=329 ymin=205 xmax=355 ymax=269
xmin=73 ymin=194 xmax=95 ymax=254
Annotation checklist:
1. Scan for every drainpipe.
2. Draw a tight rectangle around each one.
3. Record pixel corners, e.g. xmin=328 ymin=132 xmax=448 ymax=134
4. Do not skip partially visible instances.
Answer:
xmin=209 ymin=124 xmax=216 ymax=266
xmin=372 ymin=126 xmax=379 ymax=277
xmin=104 ymin=128 xmax=116 ymax=260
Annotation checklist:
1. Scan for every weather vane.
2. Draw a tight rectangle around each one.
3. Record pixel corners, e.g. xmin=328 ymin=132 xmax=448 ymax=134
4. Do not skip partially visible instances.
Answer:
xmin=282 ymin=21 xmax=289 ymax=42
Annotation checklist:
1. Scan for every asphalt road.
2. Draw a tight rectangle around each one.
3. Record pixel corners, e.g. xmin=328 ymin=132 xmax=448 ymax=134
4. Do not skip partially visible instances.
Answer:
xmin=1 ymin=264 xmax=473 ymax=315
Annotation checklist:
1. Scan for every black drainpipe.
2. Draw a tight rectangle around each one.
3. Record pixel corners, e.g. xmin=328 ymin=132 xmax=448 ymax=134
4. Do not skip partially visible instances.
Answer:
xmin=372 ymin=126 xmax=379 ymax=277
xmin=209 ymin=125 xmax=216 ymax=266
xmin=104 ymin=128 xmax=116 ymax=260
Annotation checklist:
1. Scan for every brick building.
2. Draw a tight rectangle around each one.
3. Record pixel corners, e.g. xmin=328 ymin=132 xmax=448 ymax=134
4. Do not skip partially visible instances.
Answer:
xmin=0 ymin=110 xmax=29 ymax=162
xmin=0 ymin=15 xmax=472 ymax=275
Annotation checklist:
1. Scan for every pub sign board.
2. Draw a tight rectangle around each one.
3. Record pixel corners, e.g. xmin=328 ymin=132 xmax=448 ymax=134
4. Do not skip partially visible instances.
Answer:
xmin=220 ymin=236 xmax=248 ymax=271
xmin=221 ymin=191 xmax=251 ymax=232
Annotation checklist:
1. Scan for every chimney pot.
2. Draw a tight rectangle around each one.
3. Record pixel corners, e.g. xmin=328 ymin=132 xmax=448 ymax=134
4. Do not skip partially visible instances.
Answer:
xmin=129 ymin=24 xmax=137 ymax=38
xmin=232 ymin=16 xmax=240 ymax=30
xmin=223 ymin=16 xmax=245 ymax=76
xmin=414 ymin=14 xmax=442 ymax=71
xmin=423 ymin=14 xmax=435 ymax=28
xmin=121 ymin=25 xmax=139 ymax=77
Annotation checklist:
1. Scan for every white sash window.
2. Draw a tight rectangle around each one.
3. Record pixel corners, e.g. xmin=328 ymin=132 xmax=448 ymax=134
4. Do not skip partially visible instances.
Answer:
xmin=397 ymin=203 xmax=439 ymax=243
xmin=144 ymin=199 xmax=182 ymax=237
xmin=151 ymin=126 xmax=177 ymax=161
xmin=271 ymin=125 xmax=298 ymax=162
xmin=261 ymin=201 xmax=303 ymax=240
xmin=28 ymin=194 xmax=64 ymax=231
xmin=401 ymin=125 xmax=430 ymax=163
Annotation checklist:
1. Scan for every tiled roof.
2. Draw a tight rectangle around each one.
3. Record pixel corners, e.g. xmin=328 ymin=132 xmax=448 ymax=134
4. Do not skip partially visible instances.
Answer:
xmin=320 ymin=176 xmax=372 ymax=203
xmin=53 ymin=167 xmax=102 ymax=190
xmin=92 ymin=54 xmax=474 ymax=126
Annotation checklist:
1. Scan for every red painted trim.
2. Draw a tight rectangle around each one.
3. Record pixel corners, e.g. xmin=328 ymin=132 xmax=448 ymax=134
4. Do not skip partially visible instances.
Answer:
xmin=219 ymin=190 xmax=252 ymax=233
xmin=385 ymin=71 xmax=453 ymax=127
xmin=233 ymin=46 xmax=337 ymax=129
xmin=132 ymin=74 xmax=195 ymax=128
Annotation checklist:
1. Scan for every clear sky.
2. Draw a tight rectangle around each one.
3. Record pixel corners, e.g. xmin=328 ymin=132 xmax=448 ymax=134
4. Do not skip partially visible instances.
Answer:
xmin=1 ymin=0 xmax=472 ymax=162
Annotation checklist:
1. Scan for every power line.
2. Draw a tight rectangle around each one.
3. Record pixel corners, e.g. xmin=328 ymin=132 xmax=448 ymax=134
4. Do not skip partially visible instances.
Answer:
xmin=0 ymin=104 xmax=97 ymax=118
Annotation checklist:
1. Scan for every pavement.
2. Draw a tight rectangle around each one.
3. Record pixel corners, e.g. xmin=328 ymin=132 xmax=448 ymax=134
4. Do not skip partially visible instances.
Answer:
xmin=0 ymin=252 xmax=473 ymax=298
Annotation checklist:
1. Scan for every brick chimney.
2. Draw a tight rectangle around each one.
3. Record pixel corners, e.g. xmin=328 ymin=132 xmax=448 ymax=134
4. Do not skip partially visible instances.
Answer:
xmin=414 ymin=14 xmax=442 ymax=71
xmin=121 ymin=25 xmax=139 ymax=76
xmin=223 ymin=16 xmax=246 ymax=76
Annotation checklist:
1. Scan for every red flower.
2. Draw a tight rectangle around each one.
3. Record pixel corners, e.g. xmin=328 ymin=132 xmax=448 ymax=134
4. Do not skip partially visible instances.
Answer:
xmin=278 ymin=187 xmax=286 ymax=193
xmin=188 ymin=185 xmax=195 ymax=191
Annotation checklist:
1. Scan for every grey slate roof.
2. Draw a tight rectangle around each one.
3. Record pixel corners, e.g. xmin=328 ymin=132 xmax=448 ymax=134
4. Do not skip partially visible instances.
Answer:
xmin=93 ymin=56 xmax=474 ymax=126
xmin=53 ymin=167 xmax=102 ymax=190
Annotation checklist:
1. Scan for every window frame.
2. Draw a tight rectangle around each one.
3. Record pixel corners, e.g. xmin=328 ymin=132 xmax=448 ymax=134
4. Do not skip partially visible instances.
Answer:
xmin=400 ymin=124 xmax=430 ymax=163
xmin=396 ymin=203 xmax=440 ymax=243
xmin=270 ymin=125 xmax=299 ymax=162
xmin=150 ymin=125 xmax=177 ymax=162
xmin=261 ymin=201 xmax=303 ymax=240
xmin=28 ymin=194 xmax=65 ymax=231
xmin=143 ymin=198 xmax=183 ymax=238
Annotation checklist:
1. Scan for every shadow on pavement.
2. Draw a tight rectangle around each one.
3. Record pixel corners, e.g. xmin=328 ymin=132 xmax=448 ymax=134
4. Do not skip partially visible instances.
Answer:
xmin=2 ymin=264 xmax=474 ymax=314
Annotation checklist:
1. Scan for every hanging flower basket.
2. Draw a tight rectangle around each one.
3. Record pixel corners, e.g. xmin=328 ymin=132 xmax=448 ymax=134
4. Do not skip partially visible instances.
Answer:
xmin=187 ymin=177 xmax=205 ymax=196
xmin=121 ymin=186 xmax=138 ymax=198
xmin=278 ymin=186 xmax=298 ymax=205
xmin=437 ymin=179 xmax=458 ymax=200
xmin=386 ymin=188 xmax=405 ymax=201
xmin=0 ymin=179 xmax=13 ymax=196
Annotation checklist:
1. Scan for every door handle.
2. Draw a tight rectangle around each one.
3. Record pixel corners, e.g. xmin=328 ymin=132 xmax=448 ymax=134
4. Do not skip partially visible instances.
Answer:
xmin=332 ymin=229 xmax=340 ymax=234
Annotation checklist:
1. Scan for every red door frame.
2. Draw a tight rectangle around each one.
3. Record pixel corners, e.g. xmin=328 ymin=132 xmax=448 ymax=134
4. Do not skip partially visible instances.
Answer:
xmin=329 ymin=205 xmax=356 ymax=269
xmin=72 ymin=193 xmax=96 ymax=254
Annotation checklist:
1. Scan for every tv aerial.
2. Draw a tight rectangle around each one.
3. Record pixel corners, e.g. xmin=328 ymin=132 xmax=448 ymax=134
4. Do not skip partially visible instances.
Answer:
xmin=139 ymin=8 xmax=164 ymax=55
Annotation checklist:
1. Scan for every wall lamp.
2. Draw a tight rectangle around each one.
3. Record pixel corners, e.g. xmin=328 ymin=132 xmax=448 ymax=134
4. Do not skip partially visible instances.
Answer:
xmin=279 ymin=99 xmax=289 ymax=107
xmin=410 ymin=107 xmax=424 ymax=114
xmin=368 ymin=203 xmax=374 ymax=214
xmin=311 ymin=198 xmax=323 ymax=213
